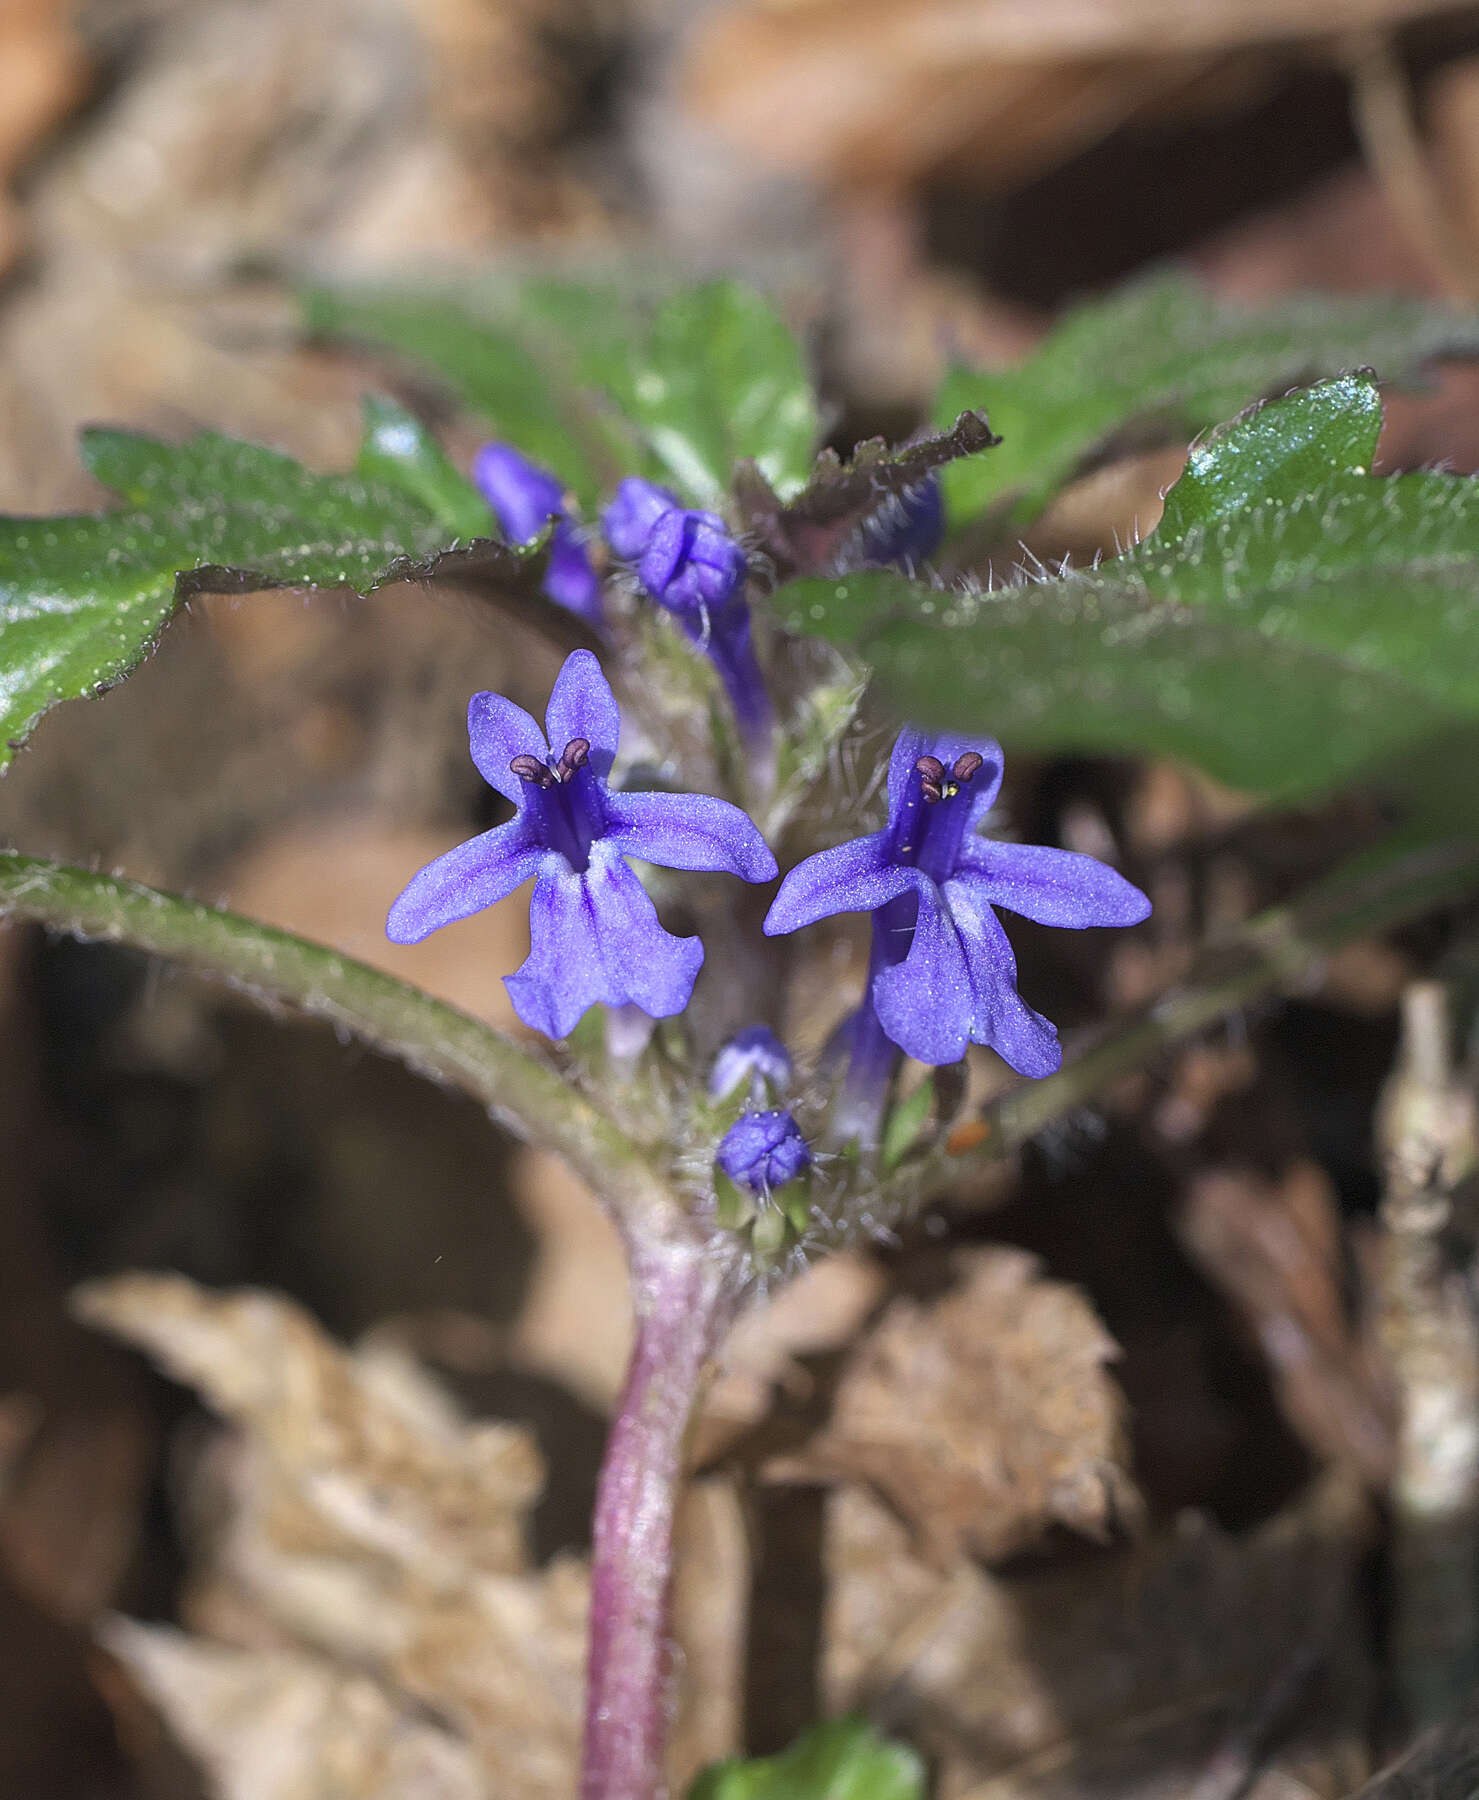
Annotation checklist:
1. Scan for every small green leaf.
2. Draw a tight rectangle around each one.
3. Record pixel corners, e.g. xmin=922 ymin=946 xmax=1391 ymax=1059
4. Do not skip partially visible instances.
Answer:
xmin=690 ymin=1717 xmax=925 ymax=1800
xmin=355 ymin=395 xmax=493 ymax=541
xmin=882 ymin=1075 xmax=935 ymax=1170
xmin=776 ymin=376 xmax=1479 ymax=811
xmin=0 ymin=428 xmax=529 ymax=772
xmin=935 ymin=273 xmax=1479 ymax=530
xmin=306 ymin=277 xmax=820 ymax=511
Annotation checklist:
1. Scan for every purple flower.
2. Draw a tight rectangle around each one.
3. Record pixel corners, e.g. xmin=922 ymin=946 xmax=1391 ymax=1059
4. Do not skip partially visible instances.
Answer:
xmin=717 ymin=1109 xmax=811 ymax=1193
xmin=709 ymin=1025 xmax=793 ymax=1102
xmin=602 ymin=477 xmax=679 ymax=562
xmin=472 ymin=443 xmax=604 ymax=626
xmin=853 ymin=474 xmax=944 ymax=570
xmin=763 ymin=727 xmax=1150 ymax=1076
xmin=387 ymin=650 xmax=777 ymax=1039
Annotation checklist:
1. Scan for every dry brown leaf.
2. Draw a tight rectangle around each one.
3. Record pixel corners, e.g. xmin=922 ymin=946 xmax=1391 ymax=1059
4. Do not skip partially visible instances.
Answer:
xmin=771 ymin=1248 xmax=1141 ymax=1566
xmin=0 ymin=0 xmax=88 ymax=273
xmin=1178 ymin=1163 xmax=1395 ymax=1484
xmin=825 ymin=1473 xmax=1373 ymax=1800
xmin=74 ymin=1273 xmax=541 ymax=1583
xmin=102 ymin=1619 xmax=483 ymax=1800
xmin=76 ymin=1274 xmax=588 ymax=1798
xmin=680 ymin=0 xmax=1457 ymax=194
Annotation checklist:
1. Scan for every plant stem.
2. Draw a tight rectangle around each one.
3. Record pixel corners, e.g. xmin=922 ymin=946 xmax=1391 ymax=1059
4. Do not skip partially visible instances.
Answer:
xmin=583 ymin=1232 xmax=738 ymax=1800
xmin=0 ymin=851 xmax=676 ymax=1235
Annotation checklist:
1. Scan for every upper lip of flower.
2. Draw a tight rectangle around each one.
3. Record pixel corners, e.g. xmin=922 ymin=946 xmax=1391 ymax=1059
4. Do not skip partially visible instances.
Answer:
xmin=386 ymin=650 xmax=778 ymax=1039
xmin=762 ymin=725 xmax=1151 ymax=1073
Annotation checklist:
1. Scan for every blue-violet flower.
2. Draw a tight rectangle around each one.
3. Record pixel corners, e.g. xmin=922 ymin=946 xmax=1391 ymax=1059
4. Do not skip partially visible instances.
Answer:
xmin=473 ymin=442 xmax=604 ymax=626
xmin=709 ymin=1024 xmax=794 ymax=1102
xmin=717 ymin=1109 xmax=811 ymax=1193
xmin=386 ymin=650 xmax=778 ymax=1039
xmin=763 ymin=726 xmax=1150 ymax=1076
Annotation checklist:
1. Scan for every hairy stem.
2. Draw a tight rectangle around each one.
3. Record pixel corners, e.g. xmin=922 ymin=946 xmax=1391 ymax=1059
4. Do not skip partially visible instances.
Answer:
xmin=583 ymin=1234 xmax=738 ymax=1800
xmin=0 ymin=851 xmax=675 ymax=1233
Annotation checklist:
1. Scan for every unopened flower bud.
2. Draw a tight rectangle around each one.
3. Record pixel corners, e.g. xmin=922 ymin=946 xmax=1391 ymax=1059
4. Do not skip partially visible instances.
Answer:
xmin=854 ymin=474 xmax=945 ymax=571
xmin=638 ymin=508 xmax=746 ymax=616
xmin=716 ymin=1109 xmax=810 ymax=1194
xmin=472 ymin=443 xmax=603 ymax=624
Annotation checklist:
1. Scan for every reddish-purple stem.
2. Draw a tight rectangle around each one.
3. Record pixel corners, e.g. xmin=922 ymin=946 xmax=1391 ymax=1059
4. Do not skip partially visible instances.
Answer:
xmin=580 ymin=1234 xmax=736 ymax=1800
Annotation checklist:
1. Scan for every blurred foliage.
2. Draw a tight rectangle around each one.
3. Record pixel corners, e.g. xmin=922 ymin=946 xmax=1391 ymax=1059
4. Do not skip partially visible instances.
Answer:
xmin=306 ymin=277 xmax=820 ymax=510
xmin=934 ymin=274 xmax=1479 ymax=532
xmin=690 ymin=1716 xmax=924 ymax=1800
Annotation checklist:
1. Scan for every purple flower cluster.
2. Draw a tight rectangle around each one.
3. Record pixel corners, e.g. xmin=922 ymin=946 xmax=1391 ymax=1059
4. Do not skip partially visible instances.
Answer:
xmin=388 ymin=571 xmax=1149 ymax=1130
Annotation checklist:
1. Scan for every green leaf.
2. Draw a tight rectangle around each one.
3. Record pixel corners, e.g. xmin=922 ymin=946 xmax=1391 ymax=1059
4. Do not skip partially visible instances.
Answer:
xmin=624 ymin=281 xmax=819 ymax=505
xmin=306 ymin=276 xmax=820 ymax=510
xmin=306 ymin=279 xmax=646 ymax=508
xmin=776 ymin=375 xmax=1479 ymax=809
xmin=0 ymin=428 xmax=530 ymax=773
xmin=689 ymin=1717 xmax=924 ymax=1800
xmin=355 ymin=395 xmax=493 ymax=540
xmin=935 ymin=273 xmax=1479 ymax=530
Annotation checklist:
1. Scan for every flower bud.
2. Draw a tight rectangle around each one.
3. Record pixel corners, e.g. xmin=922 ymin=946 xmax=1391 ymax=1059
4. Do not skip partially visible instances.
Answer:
xmin=602 ymin=477 xmax=680 ymax=561
xmin=716 ymin=1109 xmax=810 ymax=1193
xmin=855 ymin=474 xmax=944 ymax=570
xmin=638 ymin=507 xmax=746 ymax=616
xmin=709 ymin=1025 xmax=793 ymax=1102
xmin=472 ymin=443 xmax=603 ymax=623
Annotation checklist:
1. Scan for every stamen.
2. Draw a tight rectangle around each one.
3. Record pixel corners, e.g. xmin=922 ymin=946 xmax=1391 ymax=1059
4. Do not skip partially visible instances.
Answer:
xmin=510 ymin=753 xmax=555 ymax=788
xmin=952 ymin=751 xmax=984 ymax=784
xmin=915 ymin=754 xmax=945 ymax=805
xmin=555 ymin=736 xmax=591 ymax=782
